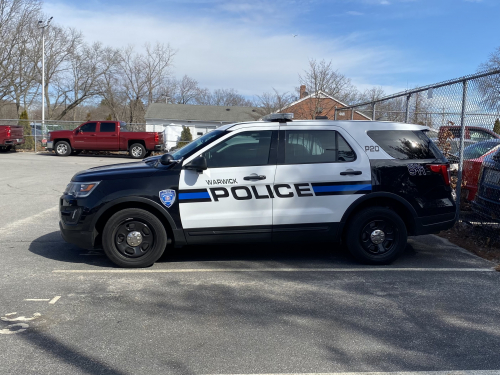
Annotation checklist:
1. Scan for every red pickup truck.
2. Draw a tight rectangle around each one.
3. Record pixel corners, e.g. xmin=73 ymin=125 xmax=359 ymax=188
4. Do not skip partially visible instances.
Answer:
xmin=47 ymin=121 xmax=164 ymax=159
xmin=0 ymin=125 xmax=24 ymax=152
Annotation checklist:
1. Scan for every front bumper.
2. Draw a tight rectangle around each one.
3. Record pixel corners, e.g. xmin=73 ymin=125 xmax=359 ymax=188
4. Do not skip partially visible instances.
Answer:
xmin=59 ymin=221 xmax=95 ymax=249
xmin=46 ymin=141 xmax=53 ymax=151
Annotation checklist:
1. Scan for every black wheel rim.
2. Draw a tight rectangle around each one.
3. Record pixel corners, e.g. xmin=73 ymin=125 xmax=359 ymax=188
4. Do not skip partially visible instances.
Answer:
xmin=113 ymin=218 xmax=155 ymax=258
xmin=360 ymin=219 xmax=397 ymax=255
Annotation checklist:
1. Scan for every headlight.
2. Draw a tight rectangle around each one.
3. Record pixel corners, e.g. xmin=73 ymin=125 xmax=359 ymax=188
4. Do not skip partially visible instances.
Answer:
xmin=64 ymin=181 xmax=100 ymax=198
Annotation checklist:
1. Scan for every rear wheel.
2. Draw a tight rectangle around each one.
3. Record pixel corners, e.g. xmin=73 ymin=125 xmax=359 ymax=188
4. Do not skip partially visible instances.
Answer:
xmin=55 ymin=141 xmax=72 ymax=156
xmin=102 ymin=208 xmax=167 ymax=268
xmin=129 ymin=143 xmax=146 ymax=159
xmin=346 ymin=207 xmax=407 ymax=265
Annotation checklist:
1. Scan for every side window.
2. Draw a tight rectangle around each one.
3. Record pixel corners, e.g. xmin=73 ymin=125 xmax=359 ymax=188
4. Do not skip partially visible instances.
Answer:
xmin=100 ymin=122 xmax=116 ymax=132
xmin=203 ymin=131 xmax=273 ymax=168
xmin=80 ymin=122 xmax=97 ymax=133
xmin=470 ymin=130 xmax=495 ymax=142
xmin=284 ymin=130 xmax=356 ymax=164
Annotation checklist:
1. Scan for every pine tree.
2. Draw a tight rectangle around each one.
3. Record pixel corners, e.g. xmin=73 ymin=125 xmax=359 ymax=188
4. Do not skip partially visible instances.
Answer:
xmin=494 ymin=118 xmax=500 ymax=135
xmin=19 ymin=110 xmax=34 ymax=150
xmin=176 ymin=126 xmax=193 ymax=149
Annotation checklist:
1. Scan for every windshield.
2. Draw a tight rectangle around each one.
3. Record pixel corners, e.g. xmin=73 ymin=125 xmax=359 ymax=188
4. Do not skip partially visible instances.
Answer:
xmin=462 ymin=141 xmax=500 ymax=159
xmin=171 ymin=130 xmax=225 ymax=160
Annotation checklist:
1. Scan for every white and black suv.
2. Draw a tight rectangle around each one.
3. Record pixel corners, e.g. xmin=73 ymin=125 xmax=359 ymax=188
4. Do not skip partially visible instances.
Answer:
xmin=59 ymin=114 xmax=456 ymax=267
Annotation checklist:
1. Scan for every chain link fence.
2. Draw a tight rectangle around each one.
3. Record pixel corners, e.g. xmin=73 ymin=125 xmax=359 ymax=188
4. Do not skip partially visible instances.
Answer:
xmin=335 ymin=69 xmax=500 ymax=244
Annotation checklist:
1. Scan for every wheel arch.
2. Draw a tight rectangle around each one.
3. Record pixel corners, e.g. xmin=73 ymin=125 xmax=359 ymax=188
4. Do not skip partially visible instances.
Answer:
xmin=128 ymin=140 xmax=146 ymax=149
xmin=339 ymin=192 xmax=418 ymax=237
xmin=92 ymin=197 xmax=178 ymax=247
xmin=54 ymin=138 xmax=71 ymax=146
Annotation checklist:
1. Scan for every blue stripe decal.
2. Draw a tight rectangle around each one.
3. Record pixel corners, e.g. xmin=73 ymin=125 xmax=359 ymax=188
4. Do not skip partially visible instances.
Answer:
xmin=179 ymin=192 xmax=211 ymax=200
xmin=313 ymin=184 xmax=372 ymax=193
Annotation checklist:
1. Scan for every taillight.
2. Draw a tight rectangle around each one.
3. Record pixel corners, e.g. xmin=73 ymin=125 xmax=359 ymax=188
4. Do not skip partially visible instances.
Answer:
xmin=155 ymin=132 xmax=159 ymax=143
xmin=430 ymin=164 xmax=450 ymax=185
xmin=6 ymin=126 xmax=11 ymax=139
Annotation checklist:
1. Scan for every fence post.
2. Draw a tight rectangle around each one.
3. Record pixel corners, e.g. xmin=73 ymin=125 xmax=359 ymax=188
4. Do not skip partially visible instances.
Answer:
xmin=455 ymin=80 xmax=468 ymax=218
xmin=351 ymin=108 xmax=354 ymax=120
xmin=405 ymin=94 xmax=411 ymax=123
xmin=334 ymin=107 xmax=337 ymax=120
xmin=372 ymin=103 xmax=376 ymax=121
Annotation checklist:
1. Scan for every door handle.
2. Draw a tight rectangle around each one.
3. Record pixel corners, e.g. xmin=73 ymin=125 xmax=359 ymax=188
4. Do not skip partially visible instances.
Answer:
xmin=244 ymin=174 xmax=266 ymax=181
xmin=340 ymin=170 xmax=362 ymax=176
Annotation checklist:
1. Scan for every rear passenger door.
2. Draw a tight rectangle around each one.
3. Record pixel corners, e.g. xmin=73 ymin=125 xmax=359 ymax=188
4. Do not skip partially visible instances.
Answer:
xmin=272 ymin=126 xmax=371 ymax=239
xmin=97 ymin=122 xmax=119 ymax=150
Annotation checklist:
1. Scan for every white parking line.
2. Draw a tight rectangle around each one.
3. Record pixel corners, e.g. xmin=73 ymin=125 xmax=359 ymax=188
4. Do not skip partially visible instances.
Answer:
xmin=49 ymin=296 xmax=61 ymax=304
xmin=208 ymin=371 xmax=500 ymax=375
xmin=24 ymin=299 xmax=50 ymax=302
xmin=0 ymin=206 xmax=58 ymax=233
xmin=52 ymin=267 xmax=497 ymax=274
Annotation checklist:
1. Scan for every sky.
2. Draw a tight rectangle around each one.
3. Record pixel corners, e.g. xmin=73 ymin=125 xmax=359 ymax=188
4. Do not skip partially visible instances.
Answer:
xmin=42 ymin=0 xmax=500 ymax=99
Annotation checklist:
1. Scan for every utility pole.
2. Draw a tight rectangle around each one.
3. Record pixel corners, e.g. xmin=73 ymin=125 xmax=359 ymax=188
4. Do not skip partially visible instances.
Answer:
xmin=37 ymin=16 xmax=53 ymax=153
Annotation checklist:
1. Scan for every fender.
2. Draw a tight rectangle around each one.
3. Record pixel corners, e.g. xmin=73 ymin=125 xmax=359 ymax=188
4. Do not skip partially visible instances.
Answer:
xmin=339 ymin=192 xmax=418 ymax=233
xmin=90 ymin=196 xmax=182 ymax=241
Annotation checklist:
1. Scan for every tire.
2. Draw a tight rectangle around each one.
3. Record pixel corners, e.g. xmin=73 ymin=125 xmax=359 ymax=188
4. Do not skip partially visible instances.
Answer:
xmin=102 ymin=208 xmax=167 ymax=268
xmin=129 ymin=143 xmax=146 ymax=159
xmin=55 ymin=141 xmax=72 ymax=156
xmin=5 ymin=145 xmax=11 ymax=152
xmin=345 ymin=207 xmax=407 ymax=265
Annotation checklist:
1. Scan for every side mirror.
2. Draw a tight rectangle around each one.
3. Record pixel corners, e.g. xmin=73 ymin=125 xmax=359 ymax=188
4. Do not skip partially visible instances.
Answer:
xmin=75 ymin=129 xmax=80 ymax=134
xmin=184 ymin=156 xmax=207 ymax=172
xmin=160 ymin=153 xmax=175 ymax=165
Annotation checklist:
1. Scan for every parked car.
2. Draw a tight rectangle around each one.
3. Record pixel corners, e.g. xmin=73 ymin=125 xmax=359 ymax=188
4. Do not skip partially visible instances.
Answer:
xmin=0 ymin=125 xmax=24 ymax=152
xmin=461 ymin=140 xmax=500 ymax=200
xmin=472 ymin=149 xmax=500 ymax=222
xmin=46 ymin=121 xmax=164 ymax=159
xmin=433 ymin=126 xmax=500 ymax=164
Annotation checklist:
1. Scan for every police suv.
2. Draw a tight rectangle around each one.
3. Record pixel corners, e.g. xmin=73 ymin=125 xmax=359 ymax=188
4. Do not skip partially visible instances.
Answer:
xmin=60 ymin=114 xmax=456 ymax=267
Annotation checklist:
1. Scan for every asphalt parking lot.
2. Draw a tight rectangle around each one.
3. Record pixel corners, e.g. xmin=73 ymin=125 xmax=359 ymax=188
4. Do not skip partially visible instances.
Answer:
xmin=1 ymin=152 xmax=500 ymax=375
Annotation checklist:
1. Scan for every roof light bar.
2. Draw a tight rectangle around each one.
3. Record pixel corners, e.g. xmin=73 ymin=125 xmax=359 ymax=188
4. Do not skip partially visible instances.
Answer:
xmin=262 ymin=113 xmax=294 ymax=122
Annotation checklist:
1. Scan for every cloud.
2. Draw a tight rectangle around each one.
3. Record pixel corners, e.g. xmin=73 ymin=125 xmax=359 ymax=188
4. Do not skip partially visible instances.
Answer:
xmin=43 ymin=1 xmax=418 ymax=97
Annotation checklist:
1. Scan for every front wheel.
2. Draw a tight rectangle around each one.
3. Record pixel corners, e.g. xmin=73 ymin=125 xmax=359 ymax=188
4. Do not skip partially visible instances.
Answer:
xmin=345 ymin=207 xmax=407 ymax=265
xmin=55 ymin=141 xmax=72 ymax=156
xmin=129 ymin=143 xmax=146 ymax=159
xmin=102 ymin=208 xmax=167 ymax=268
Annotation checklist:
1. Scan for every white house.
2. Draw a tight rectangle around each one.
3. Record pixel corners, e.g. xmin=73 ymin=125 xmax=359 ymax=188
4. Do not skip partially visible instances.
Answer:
xmin=145 ymin=103 xmax=262 ymax=150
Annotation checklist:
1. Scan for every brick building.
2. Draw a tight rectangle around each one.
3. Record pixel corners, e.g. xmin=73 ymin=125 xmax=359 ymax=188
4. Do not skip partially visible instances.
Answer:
xmin=278 ymin=85 xmax=371 ymax=121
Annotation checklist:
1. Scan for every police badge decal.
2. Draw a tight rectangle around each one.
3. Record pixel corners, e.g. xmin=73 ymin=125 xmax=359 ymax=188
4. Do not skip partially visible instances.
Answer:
xmin=159 ymin=189 xmax=176 ymax=208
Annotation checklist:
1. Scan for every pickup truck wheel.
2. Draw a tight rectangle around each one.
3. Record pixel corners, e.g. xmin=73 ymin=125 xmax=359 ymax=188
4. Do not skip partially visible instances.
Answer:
xmin=5 ymin=146 xmax=11 ymax=152
xmin=102 ymin=208 xmax=167 ymax=268
xmin=129 ymin=143 xmax=146 ymax=159
xmin=55 ymin=141 xmax=72 ymax=156
xmin=346 ymin=207 xmax=407 ymax=265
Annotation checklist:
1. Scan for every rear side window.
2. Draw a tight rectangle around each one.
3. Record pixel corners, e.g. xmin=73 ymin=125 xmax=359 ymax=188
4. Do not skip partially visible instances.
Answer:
xmin=100 ymin=122 xmax=116 ymax=132
xmin=368 ymin=130 xmax=441 ymax=160
xmin=284 ymin=130 xmax=356 ymax=164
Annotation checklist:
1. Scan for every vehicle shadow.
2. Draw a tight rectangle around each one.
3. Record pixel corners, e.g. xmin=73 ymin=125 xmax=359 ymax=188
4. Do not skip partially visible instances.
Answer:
xmin=37 ymin=152 xmax=134 ymax=159
xmin=29 ymin=231 xmax=362 ymax=268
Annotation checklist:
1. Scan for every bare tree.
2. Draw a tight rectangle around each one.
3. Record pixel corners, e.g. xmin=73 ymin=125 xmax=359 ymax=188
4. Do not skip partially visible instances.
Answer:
xmin=478 ymin=47 xmax=500 ymax=112
xmin=174 ymin=75 xmax=200 ymax=104
xmin=296 ymin=59 xmax=360 ymax=119
xmin=255 ymin=88 xmax=295 ymax=116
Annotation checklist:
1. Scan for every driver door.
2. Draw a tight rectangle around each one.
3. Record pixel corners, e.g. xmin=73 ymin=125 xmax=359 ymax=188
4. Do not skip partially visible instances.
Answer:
xmin=73 ymin=122 xmax=98 ymax=150
xmin=179 ymin=126 xmax=278 ymax=243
